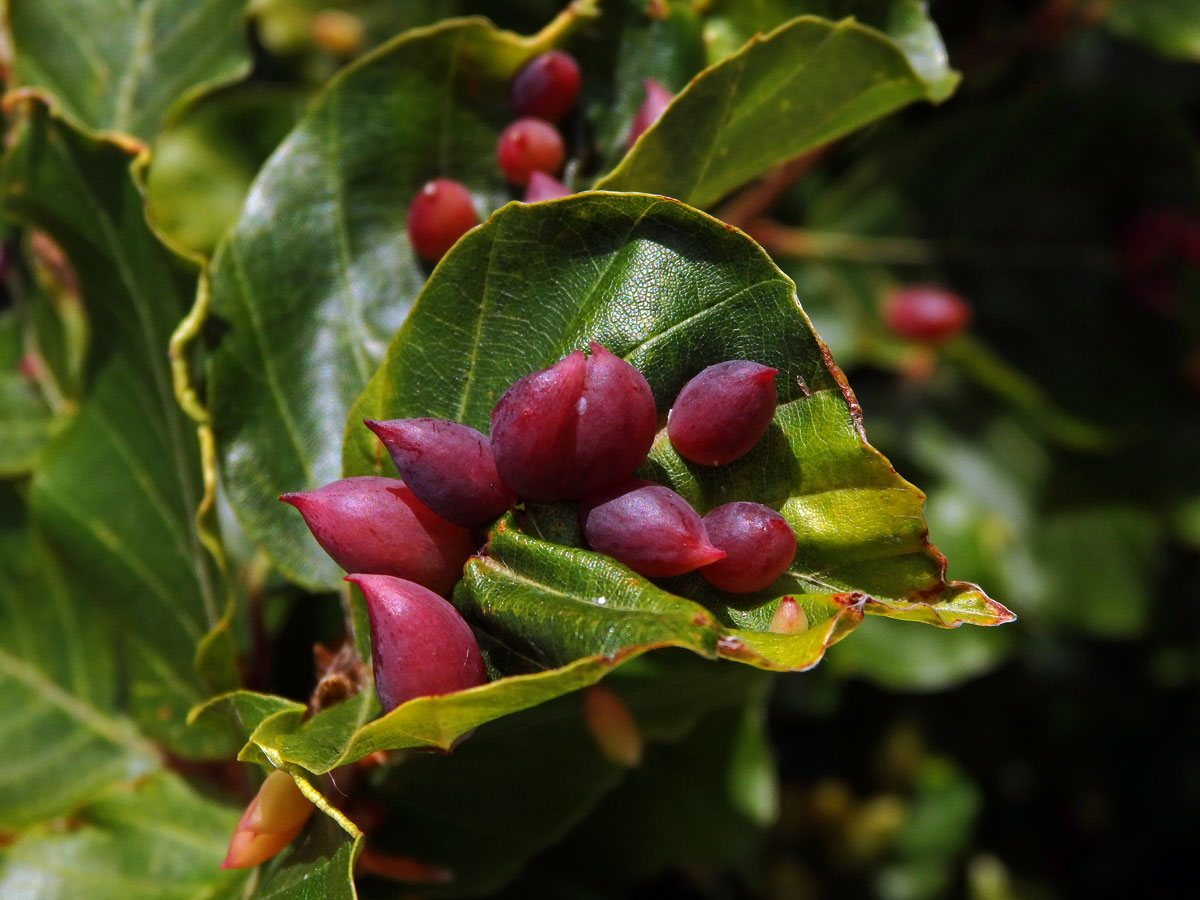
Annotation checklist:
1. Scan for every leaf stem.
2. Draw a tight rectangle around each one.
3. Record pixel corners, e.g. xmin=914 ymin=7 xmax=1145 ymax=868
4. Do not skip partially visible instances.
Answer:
xmin=531 ymin=0 xmax=601 ymax=49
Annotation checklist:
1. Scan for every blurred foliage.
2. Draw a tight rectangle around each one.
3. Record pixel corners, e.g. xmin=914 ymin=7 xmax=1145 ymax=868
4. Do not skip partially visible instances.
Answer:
xmin=1 ymin=0 xmax=1198 ymax=899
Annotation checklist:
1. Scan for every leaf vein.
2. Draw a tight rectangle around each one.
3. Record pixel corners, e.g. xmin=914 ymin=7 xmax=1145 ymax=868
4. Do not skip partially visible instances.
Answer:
xmin=226 ymin=239 xmax=316 ymax=487
xmin=0 ymin=647 xmax=159 ymax=758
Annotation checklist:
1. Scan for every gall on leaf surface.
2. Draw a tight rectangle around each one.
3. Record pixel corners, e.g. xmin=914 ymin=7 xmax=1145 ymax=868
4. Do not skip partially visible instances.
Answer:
xmin=203 ymin=7 xmax=962 ymax=592
xmin=206 ymin=192 xmax=1011 ymax=778
xmin=346 ymin=192 xmax=1010 ymax=670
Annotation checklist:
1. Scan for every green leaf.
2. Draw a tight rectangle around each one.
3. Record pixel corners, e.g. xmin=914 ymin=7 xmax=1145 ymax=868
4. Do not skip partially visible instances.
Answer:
xmin=0 ymin=486 xmax=251 ymax=898
xmin=2 ymin=100 xmax=238 ymax=756
xmin=594 ymin=16 xmax=951 ymax=208
xmin=459 ymin=514 xmax=719 ymax=669
xmin=701 ymin=1 xmax=958 ymax=99
xmin=0 ymin=771 xmax=251 ymax=900
xmin=252 ymin=811 xmax=358 ymax=900
xmin=346 ymin=193 xmax=1006 ymax=666
xmin=199 ymin=643 xmax=773 ymax=784
xmin=7 ymin=0 xmax=253 ymax=142
xmin=206 ymin=17 xmax=567 ymax=589
xmin=343 ymin=191 xmax=828 ymax=469
xmin=641 ymin=391 xmax=1008 ymax=628
xmin=189 ymin=689 xmax=308 ymax=767
xmin=576 ymin=0 xmax=707 ymax=172
xmin=146 ymin=86 xmax=305 ymax=255
xmin=358 ymin=692 xmax=625 ymax=898
xmin=188 ymin=658 xmax=765 ymax=899
xmin=219 ymin=588 xmax=848 ymax=773
xmin=0 ymin=492 xmax=159 ymax=831
xmin=713 ymin=592 xmax=866 ymax=670
xmin=1103 ymin=0 xmax=1200 ymax=62
xmin=223 ymin=650 xmax=659 ymax=773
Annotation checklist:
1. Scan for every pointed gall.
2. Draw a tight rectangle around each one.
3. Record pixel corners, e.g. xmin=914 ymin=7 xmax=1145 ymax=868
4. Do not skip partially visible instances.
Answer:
xmin=364 ymin=418 xmax=516 ymax=527
xmin=580 ymin=480 xmax=725 ymax=577
xmin=700 ymin=501 xmax=796 ymax=593
xmin=584 ymin=685 xmax=642 ymax=767
xmin=280 ymin=477 xmax=473 ymax=595
xmin=668 ymin=361 xmax=778 ymax=465
xmin=524 ymin=171 xmax=572 ymax=202
xmin=627 ymin=79 xmax=673 ymax=149
xmin=769 ymin=597 xmax=808 ymax=635
xmin=221 ymin=770 xmax=315 ymax=870
xmin=346 ymin=574 xmax=488 ymax=713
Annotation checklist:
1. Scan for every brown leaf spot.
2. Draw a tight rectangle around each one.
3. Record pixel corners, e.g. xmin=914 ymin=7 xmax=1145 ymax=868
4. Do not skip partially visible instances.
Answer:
xmin=818 ymin=343 xmax=866 ymax=439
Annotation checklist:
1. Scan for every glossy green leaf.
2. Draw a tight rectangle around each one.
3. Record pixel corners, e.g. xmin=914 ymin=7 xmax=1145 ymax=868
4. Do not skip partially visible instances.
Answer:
xmin=189 ymin=689 xmax=308 ymax=767
xmin=221 ymin=606 xmax=849 ymax=774
xmin=345 ymin=193 xmax=1005 ymax=673
xmin=459 ymin=515 xmax=719 ymax=669
xmin=701 ymin=1 xmax=958 ymax=99
xmin=7 ymin=0 xmax=252 ymax=142
xmin=594 ymin=16 xmax=952 ymax=208
xmin=642 ymin=394 xmax=1009 ymax=627
xmin=1103 ymin=0 xmax=1200 ymax=61
xmin=0 ymin=485 xmax=251 ymax=898
xmin=0 ymin=492 xmax=158 ymax=831
xmin=343 ymin=191 xmax=832 ymax=469
xmin=198 ymin=639 xmax=778 ymax=782
xmin=219 ymin=650 xmax=662 ymax=773
xmin=714 ymin=592 xmax=866 ymax=670
xmin=206 ymin=16 xmax=572 ymax=589
xmin=2 ymin=100 xmax=238 ymax=755
xmin=190 ymin=659 xmax=766 ymax=897
xmin=0 ymin=771 xmax=251 ymax=900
